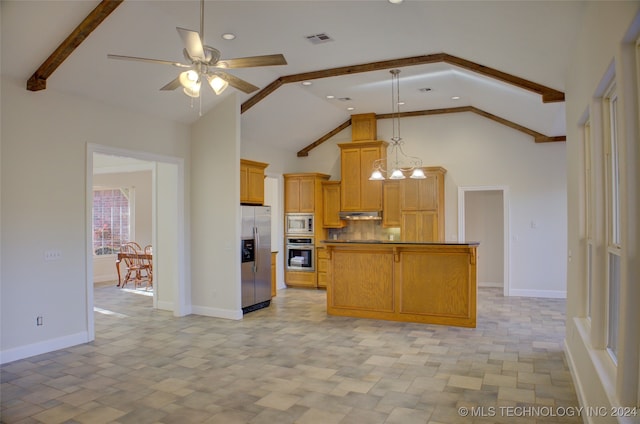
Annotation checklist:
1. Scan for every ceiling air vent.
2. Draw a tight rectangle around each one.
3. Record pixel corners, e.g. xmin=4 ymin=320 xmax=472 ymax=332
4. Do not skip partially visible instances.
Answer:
xmin=306 ymin=33 xmax=334 ymax=45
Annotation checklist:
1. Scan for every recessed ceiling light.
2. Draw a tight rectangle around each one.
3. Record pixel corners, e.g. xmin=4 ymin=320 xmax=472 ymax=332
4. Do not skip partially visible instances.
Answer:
xmin=221 ymin=33 xmax=236 ymax=40
xmin=301 ymin=81 xmax=312 ymax=86
xmin=451 ymin=96 xmax=461 ymax=100
xmin=326 ymin=95 xmax=335 ymax=99
xmin=398 ymin=101 xmax=405 ymax=106
xmin=347 ymin=107 xmax=355 ymax=111
xmin=388 ymin=0 xmax=403 ymax=3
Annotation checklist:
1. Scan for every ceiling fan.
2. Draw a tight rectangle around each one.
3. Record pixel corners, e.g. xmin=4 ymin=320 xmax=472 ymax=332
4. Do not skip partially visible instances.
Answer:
xmin=107 ymin=0 xmax=287 ymax=98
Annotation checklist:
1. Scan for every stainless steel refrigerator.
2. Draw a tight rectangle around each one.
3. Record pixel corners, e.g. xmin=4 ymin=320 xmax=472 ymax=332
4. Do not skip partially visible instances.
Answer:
xmin=240 ymin=205 xmax=272 ymax=313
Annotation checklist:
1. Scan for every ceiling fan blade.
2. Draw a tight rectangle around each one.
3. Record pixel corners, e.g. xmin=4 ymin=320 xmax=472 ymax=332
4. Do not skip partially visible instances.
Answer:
xmin=216 ymin=54 xmax=287 ymax=69
xmin=176 ymin=27 xmax=205 ymax=61
xmin=214 ymin=71 xmax=259 ymax=94
xmin=160 ymin=77 xmax=182 ymax=91
xmin=107 ymin=54 xmax=191 ymax=68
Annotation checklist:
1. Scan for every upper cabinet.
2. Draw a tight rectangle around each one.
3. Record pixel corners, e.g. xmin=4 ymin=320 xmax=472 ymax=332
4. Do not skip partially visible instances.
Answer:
xmin=339 ymin=141 xmax=388 ymax=212
xmin=284 ymin=173 xmax=330 ymax=213
xmin=322 ymin=181 xmax=345 ymax=228
xmin=240 ymin=159 xmax=268 ymax=205
xmin=350 ymin=113 xmax=377 ymax=142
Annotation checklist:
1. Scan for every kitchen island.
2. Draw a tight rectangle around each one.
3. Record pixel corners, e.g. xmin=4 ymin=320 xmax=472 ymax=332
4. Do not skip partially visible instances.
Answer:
xmin=323 ymin=240 xmax=479 ymax=327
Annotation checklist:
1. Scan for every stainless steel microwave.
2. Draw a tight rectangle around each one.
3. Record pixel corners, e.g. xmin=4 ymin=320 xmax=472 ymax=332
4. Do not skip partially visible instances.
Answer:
xmin=285 ymin=213 xmax=314 ymax=235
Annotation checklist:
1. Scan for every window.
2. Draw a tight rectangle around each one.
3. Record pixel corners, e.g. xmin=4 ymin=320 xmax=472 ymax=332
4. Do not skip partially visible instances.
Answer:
xmin=583 ymin=120 xmax=593 ymax=320
xmin=93 ymin=188 xmax=131 ymax=255
xmin=604 ymin=83 xmax=621 ymax=363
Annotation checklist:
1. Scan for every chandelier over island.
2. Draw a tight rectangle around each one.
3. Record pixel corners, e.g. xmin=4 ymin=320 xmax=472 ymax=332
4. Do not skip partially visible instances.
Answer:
xmin=369 ymin=69 xmax=425 ymax=181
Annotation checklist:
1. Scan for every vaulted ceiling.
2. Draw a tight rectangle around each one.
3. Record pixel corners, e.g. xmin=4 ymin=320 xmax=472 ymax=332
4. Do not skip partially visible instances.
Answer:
xmin=1 ymin=1 xmax=586 ymax=154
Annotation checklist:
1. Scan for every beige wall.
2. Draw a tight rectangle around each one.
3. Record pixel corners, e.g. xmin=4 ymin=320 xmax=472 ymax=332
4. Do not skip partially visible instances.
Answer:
xmin=0 ymin=76 xmax=190 ymax=361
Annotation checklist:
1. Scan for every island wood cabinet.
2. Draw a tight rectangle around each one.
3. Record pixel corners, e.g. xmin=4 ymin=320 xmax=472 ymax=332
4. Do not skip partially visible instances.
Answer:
xmin=324 ymin=241 xmax=478 ymax=327
xmin=240 ymin=159 xmax=268 ymax=205
xmin=339 ymin=141 xmax=388 ymax=212
xmin=321 ymin=181 xmax=345 ymax=228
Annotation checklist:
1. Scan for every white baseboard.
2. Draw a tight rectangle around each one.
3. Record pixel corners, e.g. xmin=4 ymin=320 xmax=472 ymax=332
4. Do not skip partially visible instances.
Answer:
xmin=0 ymin=332 xmax=89 ymax=365
xmin=479 ymin=281 xmax=503 ymax=288
xmin=191 ymin=305 xmax=243 ymax=320
xmin=94 ymin=273 xmax=117 ymax=283
xmin=509 ymin=289 xmax=566 ymax=298
xmin=156 ymin=300 xmax=173 ymax=311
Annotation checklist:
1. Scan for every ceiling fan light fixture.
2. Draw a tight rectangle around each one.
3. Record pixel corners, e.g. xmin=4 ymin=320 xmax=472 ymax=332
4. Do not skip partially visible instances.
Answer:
xmin=179 ymin=70 xmax=199 ymax=88
xmin=208 ymin=75 xmax=229 ymax=95
xmin=183 ymin=84 xmax=201 ymax=98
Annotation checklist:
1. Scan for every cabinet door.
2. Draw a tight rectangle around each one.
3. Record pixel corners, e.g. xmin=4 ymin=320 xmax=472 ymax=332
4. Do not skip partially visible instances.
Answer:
xmin=298 ymin=177 xmax=315 ymax=212
xmin=400 ymin=172 xmax=439 ymax=211
xmin=382 ymin=181 xmax=401 ymax=227
xmin=418 ymin=211 xmax=438 ymax=242
xmin=284 ymin=177 xmax=301 ymax=212
xmin=401 ymin=211 xmax=438 ymax=242
xmin=418 ymin=174 xmax=438 ymax=211
xmin=240 ymin=164 xmax=249 ymax=203
xmin=247 ymin=166 xmax=265 ymax=204
xmin=322 ymin=182 xmax=344 ymax=228
xmin=360 ymin=146 xmax=383 ymax=210
xmin=340 ymin=148 xmax=361 ymax=211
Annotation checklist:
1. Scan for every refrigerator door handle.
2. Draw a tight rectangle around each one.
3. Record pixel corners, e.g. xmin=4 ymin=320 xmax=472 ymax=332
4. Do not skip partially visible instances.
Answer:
xmin=254 ymin=226 xmax=259 ymax=272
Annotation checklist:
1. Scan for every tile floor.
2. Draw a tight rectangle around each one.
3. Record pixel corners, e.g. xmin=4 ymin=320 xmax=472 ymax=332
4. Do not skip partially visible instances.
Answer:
xmin=1 ymin=286 xmax=580 ymax=423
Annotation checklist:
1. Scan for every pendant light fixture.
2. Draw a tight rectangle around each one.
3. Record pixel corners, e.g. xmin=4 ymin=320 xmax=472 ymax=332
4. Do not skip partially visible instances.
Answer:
xmin=370 ymin=69 xmax=425 ymax=180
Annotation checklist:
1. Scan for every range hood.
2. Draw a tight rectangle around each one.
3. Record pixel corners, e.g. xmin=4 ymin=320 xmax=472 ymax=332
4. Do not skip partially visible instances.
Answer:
xmin=339 ymin=211 xmax=383 ymax=220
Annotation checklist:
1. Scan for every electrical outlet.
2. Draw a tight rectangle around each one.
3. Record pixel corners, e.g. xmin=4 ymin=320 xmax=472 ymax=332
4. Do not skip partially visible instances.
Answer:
xmin=44 ymin=250 xmax=62 ymax=261
xmin=36 ymin=316 xmax=43 ymax=326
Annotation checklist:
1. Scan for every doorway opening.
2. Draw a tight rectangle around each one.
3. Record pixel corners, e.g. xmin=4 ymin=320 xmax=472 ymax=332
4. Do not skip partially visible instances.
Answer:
xmin=458 ymin=186 xmax=510 ymax=296
xmin=86 ymin=144 xmax=186 ymax=341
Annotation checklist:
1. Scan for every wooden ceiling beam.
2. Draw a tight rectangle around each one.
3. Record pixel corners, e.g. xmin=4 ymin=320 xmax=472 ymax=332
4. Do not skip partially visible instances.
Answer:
xmin=27 ymin=0 xmax=124 ymax=91
xmin=243 ymin=52 xmax=564 ymax=113
xmin=296 ymin=106 xmax=565 ymax=157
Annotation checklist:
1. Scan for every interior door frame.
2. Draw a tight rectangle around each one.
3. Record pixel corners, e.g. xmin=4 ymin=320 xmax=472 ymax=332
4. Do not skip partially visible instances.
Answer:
xmin=458 ymin=185 xmax=510 ymax=297
xmin=86 ymin=143 xmax=187 ymax=341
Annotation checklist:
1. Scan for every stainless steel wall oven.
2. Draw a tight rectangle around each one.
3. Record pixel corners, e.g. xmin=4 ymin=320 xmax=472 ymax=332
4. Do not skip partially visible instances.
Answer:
xmin=285 ymin=237 xmax=314 ymax=272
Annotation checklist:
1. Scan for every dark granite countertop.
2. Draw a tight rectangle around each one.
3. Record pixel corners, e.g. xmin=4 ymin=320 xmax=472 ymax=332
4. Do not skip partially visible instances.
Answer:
xmin=322 ymin=240 xmax=479 ymax=246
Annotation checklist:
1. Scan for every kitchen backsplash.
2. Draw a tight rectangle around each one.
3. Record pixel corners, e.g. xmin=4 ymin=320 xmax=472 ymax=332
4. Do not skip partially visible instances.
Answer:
xmin=327 ymin=221 xmax=400 ymax=241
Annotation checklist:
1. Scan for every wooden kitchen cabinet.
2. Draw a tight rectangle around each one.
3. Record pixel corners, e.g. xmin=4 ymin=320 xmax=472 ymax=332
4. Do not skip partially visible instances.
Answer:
xmin=350 ymin=113 xmax=377 ymax=141
xmin=316 ymin=247 xmax=329 ymax=289
xmin=284 ymin=173 xmax=329 ymax=213
xmin=339 ymin=141 xmax=387 ymax=212
xmin=399 ymin=167 xmax=446 ymax=241
xmin=382 ymin=181 xmax=401 ymax=227
xmin=240 ymin=159 xmax=268 ymax=205
xmin=401 ymin=211 xmax=439 ymax=242
xmin=271 ymin=251 xmax=277 ymax=297
xmin=322 ymin=181 xmax=345 ymax=228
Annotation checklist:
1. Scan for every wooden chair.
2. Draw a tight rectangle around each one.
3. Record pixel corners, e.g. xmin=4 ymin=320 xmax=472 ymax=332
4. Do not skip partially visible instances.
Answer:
xmin=120 ymin=243 xmax=150 ymax=289
xmin=142 ymin=244 xmax=153 ymax=290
